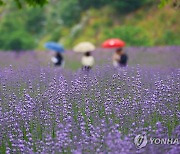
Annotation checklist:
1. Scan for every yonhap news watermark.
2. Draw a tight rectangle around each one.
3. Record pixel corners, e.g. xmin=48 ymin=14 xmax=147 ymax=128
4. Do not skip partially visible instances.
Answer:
xmin=134 ymin=134 xmax=179 ymax=149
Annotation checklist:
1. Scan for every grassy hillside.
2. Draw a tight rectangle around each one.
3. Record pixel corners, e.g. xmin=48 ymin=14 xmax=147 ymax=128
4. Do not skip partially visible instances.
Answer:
xmin=0 ymin=1 xmax=179 ymax=51
xmin=42 ymin=4 xmax=179 ymax=49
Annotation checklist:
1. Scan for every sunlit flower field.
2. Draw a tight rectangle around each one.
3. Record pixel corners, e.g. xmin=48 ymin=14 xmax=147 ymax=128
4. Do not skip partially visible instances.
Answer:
xmin=0 ymin=46 xmax=180 ymax=153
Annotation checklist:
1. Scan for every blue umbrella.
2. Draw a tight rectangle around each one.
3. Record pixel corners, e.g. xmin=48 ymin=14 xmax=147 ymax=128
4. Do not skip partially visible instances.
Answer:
xmin=44 ymin=42 xmax=65 ymax=53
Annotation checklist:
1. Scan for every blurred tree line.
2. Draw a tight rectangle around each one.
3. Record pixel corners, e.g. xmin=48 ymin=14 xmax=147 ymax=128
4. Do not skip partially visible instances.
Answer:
xmin=0 ymin=7 xmax=45 ymax=51
xmin=0 ymin=0 xmax=47 ymax=7
xmin=0 ymin=0 xmax=179 ymax=51
xmin=0 ymin=0 xmax=152 ymax=51
xmin=0 ymin=0 xmax=169 ymax=8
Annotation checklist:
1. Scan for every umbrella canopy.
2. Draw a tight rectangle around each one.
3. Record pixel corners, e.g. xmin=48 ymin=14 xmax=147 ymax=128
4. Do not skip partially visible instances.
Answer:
xmin=102 ymin=38 xmax=125 ymax=48
xmin=44 ymin=42 xmax=65 ymax=53
xmin=73 ymin=42 xmax=95 ymax=53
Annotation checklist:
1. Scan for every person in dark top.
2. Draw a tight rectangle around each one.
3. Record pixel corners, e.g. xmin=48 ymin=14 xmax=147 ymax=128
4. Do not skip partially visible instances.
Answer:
xmin=51 ymin=53 xmax=64 ymax=67
xmin=119 ymin=52 xmax=128 ymax=67
xmin=112 ymin=48 xmax=128 ymax=67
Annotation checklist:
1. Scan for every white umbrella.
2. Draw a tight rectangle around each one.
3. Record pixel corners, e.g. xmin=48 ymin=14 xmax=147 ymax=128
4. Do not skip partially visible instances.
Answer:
xmin=73 ymin=42 xmax=96 ymax=53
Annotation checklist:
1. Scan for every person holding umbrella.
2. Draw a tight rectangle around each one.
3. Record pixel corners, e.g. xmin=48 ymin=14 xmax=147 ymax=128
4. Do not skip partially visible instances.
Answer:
xmin=102 ymin=38 xmax=128 ymax=67
xmin=44 ymin=42 xmax=65 ymax=67
xmin=73 ymin=42 xmax=95 ymax=71
xmin=113 ymin=48 xmax=128 ymax=67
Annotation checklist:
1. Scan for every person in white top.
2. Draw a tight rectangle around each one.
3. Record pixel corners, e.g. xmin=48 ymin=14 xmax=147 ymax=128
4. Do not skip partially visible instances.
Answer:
xmin=81 ymin=51 xmax=95 ymax=71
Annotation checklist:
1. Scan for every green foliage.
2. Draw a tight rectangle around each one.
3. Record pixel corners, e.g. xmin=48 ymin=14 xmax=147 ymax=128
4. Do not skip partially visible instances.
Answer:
xmin=159 ymin=0 xmax=171 ymax=8
xmin=78 ymin=0 xmax=107 ymax=10
xmin=111 ymin=0 xmax=150 ymax=13
xmin=0 ymin=0 xmax=4 ymax=5
xmin=0 ymin=0 xmax=179 ymax=51
xmin=0 ymin=4 xmax=45 ymax=51
xmin=105 ymin=26 xmax=151 ymax=46
xmin=43 ymin=0 xmax=81 ymax=32
xmin=0 ymin=30 xmax=36 ymax=51
xmin=25 ymin=8 xmax=46 ymax=34
xmin=1 ymin=31 xmax=35 ymax=51
xmin=78 ymin=0 xmax=150 ymax=13
xmin=58 ymin=0 xmax=81 ymax=27
xmin=0 ymin=12 xmax=36 ymax=51
xmin=0 ymin=0 xmax=163 ymax=11
xmin=50 ymin=28 xmax=62 ymax=42
xmin=159 ymin=30 xmax=180 ymax=45
xmin=0 ymin=0 xmax=48 ymax=8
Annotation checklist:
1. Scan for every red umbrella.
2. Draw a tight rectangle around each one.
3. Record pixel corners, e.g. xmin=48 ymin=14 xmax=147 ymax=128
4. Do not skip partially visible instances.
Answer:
xmin=102 ymin=38 xmax=125 ymax=48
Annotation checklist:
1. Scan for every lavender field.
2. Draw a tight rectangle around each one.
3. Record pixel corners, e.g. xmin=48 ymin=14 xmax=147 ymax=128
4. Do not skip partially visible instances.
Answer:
xmin=0 ymin=47 xmax=180 ymax=153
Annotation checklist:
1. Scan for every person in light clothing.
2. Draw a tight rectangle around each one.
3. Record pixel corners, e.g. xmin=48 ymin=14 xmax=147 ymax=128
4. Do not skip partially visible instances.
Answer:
xmin=81 ymin=51 xmax=95 ymax=70
xmin=73 ymin=41 xmax=96 ymax=70
xmin=112 ymin=51 xmax=120 ymax=67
